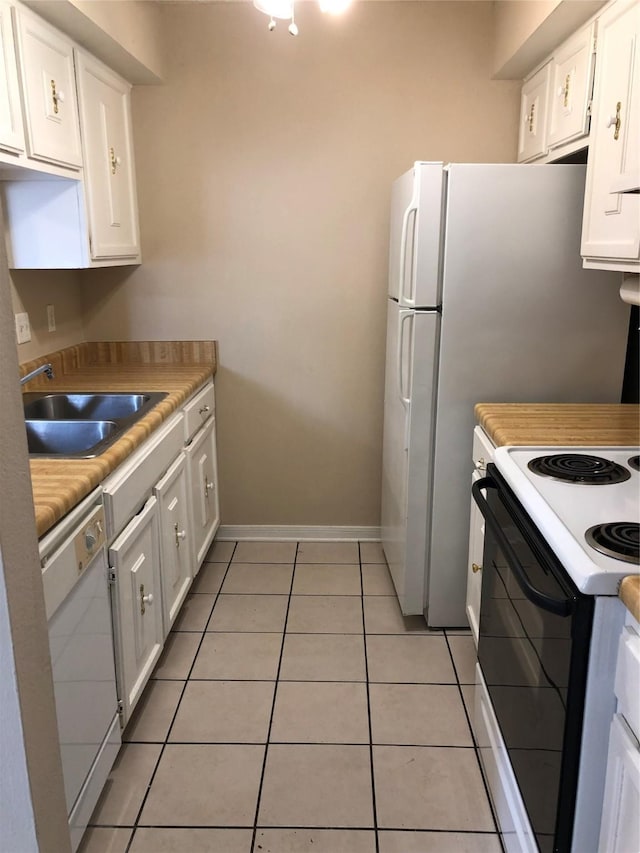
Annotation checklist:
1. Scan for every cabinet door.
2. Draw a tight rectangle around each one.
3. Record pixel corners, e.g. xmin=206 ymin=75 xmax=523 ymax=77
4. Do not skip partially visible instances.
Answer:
xmin=598 ymin=713 xmax=640 ymax=853
xmin=154 ymin=454 xmax=193 ymax=636
xmin=109 ymin=496 xmax=163 ymax=725
xmin=0 ymin=2 xmax=24 ymax=155
xmin=75 ymin=50 xmax=140 ymax=259
xmin=466 ymin=470 xmax=484 ymax=647
xmin=14 ymin=6 xmax=82 ymax=169
xmin=547 ymin=23 xmax=596 ymax=150
xmin=581 ymin=0 xmax=640 ymax=266
xmin=517 ymin=62 xmax=551 ymax=162
xmin=186 ymin=417 xmax=220 ymax=571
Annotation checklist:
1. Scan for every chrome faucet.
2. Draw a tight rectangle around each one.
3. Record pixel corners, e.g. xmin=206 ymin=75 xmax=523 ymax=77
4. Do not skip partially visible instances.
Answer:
xmin=20 ymin=363 xmax=54 ymax=387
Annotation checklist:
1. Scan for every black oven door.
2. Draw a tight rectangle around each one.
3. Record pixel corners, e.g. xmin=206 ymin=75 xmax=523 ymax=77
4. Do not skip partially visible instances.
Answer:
xmin=473 ymin=465 xmax=594 ymax=853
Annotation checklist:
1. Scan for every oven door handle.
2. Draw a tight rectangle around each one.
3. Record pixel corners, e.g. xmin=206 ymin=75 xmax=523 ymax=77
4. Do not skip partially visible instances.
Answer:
xmin=472 ymin=476 xmax=573 ymax=617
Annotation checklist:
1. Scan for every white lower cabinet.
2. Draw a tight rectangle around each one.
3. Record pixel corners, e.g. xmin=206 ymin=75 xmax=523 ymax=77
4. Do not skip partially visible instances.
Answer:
xmin=154 ymin=453 xmax=193 ymax=636
xmin=466 ymin=470 xmax=484 ymax=646
xmin=186 ymin=415 xmax=220 ymax=571
xmin=104 ymin=382 xmax=219 ymax=727
xmin=599 ymin=610 xmax=640 ymax=852
xmin=109 ymin=496 xmax=163 ymax=726
xmin=599 ymin=714 xmax=640 ymax=853
xmin=466 ymin=426 xmax=494 ymax=646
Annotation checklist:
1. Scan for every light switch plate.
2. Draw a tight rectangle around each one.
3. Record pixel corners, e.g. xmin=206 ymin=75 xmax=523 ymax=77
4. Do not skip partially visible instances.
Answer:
xmin=15 ymin=312 xmax=31 ymax=344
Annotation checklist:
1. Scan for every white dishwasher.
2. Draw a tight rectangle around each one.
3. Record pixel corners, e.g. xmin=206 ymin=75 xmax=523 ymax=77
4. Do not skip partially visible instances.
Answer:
xmin=40 ymin=488 xmax=121 ymax=852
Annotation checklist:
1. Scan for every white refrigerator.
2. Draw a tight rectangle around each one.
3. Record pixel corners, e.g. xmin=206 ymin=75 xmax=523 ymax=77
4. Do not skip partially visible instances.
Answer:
xmin=381 ymin=161 xmax=630 ymax=625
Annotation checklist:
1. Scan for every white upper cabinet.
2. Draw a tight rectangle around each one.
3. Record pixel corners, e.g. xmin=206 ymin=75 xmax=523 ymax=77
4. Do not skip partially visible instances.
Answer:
xmin=517 ymin=17 xmax=598 ymax=163
xmin=581 ymin=0 xmax=640 ymax=271
xmin=13 ymin=4 xmax=82 ymax=170
xmin=0 ymin=2 xmax=24 ymax=155
xmin=547 ymin=22 xmax=596 ymax=151
xmin=517 ymin=61 xmax=551 ymax=162
xmin=75 ymin=49 xmax=140 ymax=260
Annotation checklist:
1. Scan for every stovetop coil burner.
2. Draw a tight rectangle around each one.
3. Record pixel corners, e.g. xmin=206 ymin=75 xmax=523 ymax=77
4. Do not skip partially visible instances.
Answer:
xmin=585 ymin=522 xmax=640 ymax=564
xmin=628 ymin=455 xmax=640 ymax=472
xmin=527 ymin=453 xmax=631 ymax=485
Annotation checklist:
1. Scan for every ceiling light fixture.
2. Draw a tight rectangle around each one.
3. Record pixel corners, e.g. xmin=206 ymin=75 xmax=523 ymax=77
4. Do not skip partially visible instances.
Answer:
xmin=253 ymin=0 xmax=352 ymax=35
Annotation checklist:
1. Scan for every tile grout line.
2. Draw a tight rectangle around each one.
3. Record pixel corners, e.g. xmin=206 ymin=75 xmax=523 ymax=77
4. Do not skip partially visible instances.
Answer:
xmin=443 ymin=629 xmax=503 ymax=846
xmin=360 ymin=541 xmax=381 ymax=853
xmin=249 ymin=541 xmax=299 ymax=853
xmin=121 ymin=543 xmax=238 ymax=853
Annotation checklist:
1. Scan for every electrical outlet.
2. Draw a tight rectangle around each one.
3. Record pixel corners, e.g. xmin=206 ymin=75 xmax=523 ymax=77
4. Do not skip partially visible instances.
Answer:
xmin=47 ymin=304 xmax=56 ymax=332
xmin=15 ymin=312 xmax=31 ymax=344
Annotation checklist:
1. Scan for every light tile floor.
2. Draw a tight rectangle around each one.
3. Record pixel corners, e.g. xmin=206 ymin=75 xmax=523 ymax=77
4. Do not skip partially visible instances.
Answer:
xmin=80 ymin=541 xmax=502 ymax=853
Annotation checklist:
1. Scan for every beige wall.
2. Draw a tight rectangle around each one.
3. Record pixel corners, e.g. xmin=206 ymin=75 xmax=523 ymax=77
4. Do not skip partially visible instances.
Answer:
xmin=80 ymin=1 xmax=520 ymax=527
xmin=11 ymin=270 xmax=85 ymax=365
xmin=493 ymin=0 xmax=560 ymax=73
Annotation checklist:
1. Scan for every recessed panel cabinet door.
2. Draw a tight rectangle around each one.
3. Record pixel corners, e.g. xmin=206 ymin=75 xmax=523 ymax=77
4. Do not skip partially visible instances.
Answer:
xmin=109 ymin=496 xmax=163 ymax=725
xmin=599 ymin=713 xmax=640 ymax=853
xmin=0 ymin=2 xmax=24 ymax=155
xmin=14 ymin=6 xmax=82 ymax=169
xmin=517 ymin=62 xmax=551 ymax=162
xmin=186 ymin=418 xmax=220 ymax=571
xmin=154 ymin=454 xmax=193 ymax=636
xmin=75 ymin=50 xmax=140 ymax=259
xmin=547 ymin=22 xmax=596 ymax=150
xmin=581 ymin=0 xmax=640 ymax=267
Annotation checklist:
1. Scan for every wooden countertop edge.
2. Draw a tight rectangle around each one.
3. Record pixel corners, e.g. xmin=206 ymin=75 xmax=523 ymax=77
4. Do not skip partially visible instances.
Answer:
xmin=619 ymin=576 xmax=640 ymax=623
xmin=474 ymin=403 xmax=640 ymax=447
xmin=28 ymin=355 xmax=216 ymax=538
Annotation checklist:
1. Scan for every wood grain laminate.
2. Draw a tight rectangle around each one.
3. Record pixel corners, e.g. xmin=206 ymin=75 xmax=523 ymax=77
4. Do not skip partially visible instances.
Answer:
xmin=21 ymin=342 xmax=217 ymax=537
xmin=475 ymin=403 xmax=640 ymax=447
xmin=620 ymin=576 xmax=640 ymax=622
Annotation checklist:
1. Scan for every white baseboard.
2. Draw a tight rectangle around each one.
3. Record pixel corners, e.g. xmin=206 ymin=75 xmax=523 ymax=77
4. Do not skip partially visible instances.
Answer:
xmin=216 ymin=525 xmax=381 ymax=542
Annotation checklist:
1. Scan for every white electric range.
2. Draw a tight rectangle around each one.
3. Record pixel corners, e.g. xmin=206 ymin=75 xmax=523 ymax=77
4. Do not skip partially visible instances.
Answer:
xmin=493 ymin=446 xmax=639 ymax=594
xmin=472 ymin=446 xmax=639 ymax=853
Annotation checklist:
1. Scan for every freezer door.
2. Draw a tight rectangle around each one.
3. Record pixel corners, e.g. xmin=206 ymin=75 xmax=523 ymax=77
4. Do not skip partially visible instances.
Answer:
xmin=388 ymin=162 xmax=444 ymax=307
xmin=381 ymin=301 xmax=439 ymax=615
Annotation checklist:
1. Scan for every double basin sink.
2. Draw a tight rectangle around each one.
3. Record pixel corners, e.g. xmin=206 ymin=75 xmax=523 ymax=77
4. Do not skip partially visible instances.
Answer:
xmin=24 ymin=392 xmax=168 ymax=458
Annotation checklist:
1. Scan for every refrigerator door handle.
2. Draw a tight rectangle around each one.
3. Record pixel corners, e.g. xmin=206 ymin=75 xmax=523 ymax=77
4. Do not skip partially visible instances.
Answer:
xmin=397 ymin=310 xmax=412 ymax=409
xmin=399 ymin=202 xmax=418 ymax=307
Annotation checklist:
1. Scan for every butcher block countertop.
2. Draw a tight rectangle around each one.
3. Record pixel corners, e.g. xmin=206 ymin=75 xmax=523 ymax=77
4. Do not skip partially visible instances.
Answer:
xmin=620 ymin=577 xmax=640 ymax=622
xmin=475 ymin=403 xmax=640 ymax=448
xmin=22 ymin=342 xmax=217 ymax=538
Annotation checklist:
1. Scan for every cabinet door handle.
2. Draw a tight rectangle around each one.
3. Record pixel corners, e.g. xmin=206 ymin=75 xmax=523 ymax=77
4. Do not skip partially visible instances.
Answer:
xmin=472 ymin=562 xmax=482 ymax=573
xmin=204 ymin=477 xmax=215 ymax=500
xmin=140 ymin=583 xmax=154 ymax=614
xmin=174 ymin=523 xmax=187 ymax=548
xmin=606 ymin=102 xmax=622 ymax=140
xmin=109 ymin=147 xmax=122 ymax=175
xmin=51 ymin=80 xmax=65 ymax=115
xmin=527 ymin=102 xmax=535 ymax=132
xmin=199 ymin=404 xmax=210 ymax=416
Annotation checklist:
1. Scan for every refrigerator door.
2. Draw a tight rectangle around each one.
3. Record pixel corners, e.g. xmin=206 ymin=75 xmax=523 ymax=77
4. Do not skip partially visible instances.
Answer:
xmin=388 ymin=162 xmax=444 ymax=308
xmin=381 ymin=301 xmax=439 ymax=615
xmin=426 ymin=163 xmax=628 ymax=627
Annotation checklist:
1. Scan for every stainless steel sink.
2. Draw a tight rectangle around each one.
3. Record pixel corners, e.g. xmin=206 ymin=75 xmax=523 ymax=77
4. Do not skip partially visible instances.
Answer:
xmin=23 ymin=392 xmax=166 ymax=422
xmin=26 ymin=420 xmax=119 ymax=457
xmin=23 ymin=391 xmax=168 ymax=457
